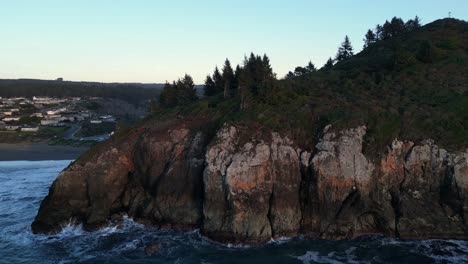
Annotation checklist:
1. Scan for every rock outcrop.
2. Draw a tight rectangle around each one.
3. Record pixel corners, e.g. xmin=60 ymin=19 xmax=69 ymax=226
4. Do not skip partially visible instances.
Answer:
xmin=203 ymin=127 xmax=302 ymax=243
xmin=32 ymin=122 xmax=468 ymax=243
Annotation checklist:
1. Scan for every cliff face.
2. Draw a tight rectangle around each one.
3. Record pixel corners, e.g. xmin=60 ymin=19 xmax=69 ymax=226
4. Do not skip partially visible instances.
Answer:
xmin=32 ymin=122 xmax=468 ymax=243
xmin=203 ymin=126 xmax=303 ymax=243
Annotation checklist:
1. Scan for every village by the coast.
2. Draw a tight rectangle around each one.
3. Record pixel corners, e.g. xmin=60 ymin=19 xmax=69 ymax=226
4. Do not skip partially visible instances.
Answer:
xmin=0 ymin=96 xmax=117 ymax=142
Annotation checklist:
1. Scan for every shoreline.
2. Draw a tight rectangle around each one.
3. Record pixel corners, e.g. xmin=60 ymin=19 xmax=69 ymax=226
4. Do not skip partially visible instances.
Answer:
xmin=0 ymin=143 xmax=89 ymax=161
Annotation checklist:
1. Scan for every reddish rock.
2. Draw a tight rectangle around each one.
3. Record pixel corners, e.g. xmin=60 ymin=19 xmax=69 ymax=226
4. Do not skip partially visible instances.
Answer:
xmin=32 ymin=121 xmax=468 ymax=243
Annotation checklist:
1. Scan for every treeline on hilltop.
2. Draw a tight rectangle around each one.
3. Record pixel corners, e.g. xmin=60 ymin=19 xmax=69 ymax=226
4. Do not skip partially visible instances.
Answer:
xmin=151 ymin=16 xmax=467 ymax=152
xmin=155 ymin=16 xmax=424 ymax=111
xmin=155 ymin=53 xmax=275 ymax=112
xmin=0 ymin=79 xmax=161 ymax=105
xmin=287 ymin=16 xmax=422 ymax=78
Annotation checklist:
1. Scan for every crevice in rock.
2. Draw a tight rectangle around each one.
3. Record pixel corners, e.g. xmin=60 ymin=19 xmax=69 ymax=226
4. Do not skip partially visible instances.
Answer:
xmin=439 ymin=164 xmax=465 ymax=223
xmin=334 ymin=189 xmax=360 ymax=220
xmin=150 ymin=161 xmax=173 ymax=198
xmin=220 ymin=156 xmax=234 ymax=231
xmin=299 ymin=150 xmax=319 ymax=234
xmin=267 ymin=188 xmax=275 ymax=238
xmin=389 ymin=186 xmax=402 ymax=238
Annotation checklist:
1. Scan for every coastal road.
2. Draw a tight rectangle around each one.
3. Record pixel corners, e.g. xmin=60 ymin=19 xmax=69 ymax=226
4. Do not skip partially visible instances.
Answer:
xmin=63 ymin=124 xmax=110 ymax=142
xmin=63 ymin=124 xmax=81 ymax=140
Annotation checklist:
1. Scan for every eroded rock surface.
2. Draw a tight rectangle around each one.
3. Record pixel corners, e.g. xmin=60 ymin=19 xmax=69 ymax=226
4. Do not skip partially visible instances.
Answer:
xmin=202 ymin=127 xmax=302 ymax=243
xmin=32 ymin=122 xmax=468 ymax=243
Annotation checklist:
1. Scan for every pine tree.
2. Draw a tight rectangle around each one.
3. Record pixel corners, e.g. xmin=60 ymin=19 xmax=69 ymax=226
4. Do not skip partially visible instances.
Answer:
xmin=222 ymin=59 xmax=234 ymax=99
xmin=306 ymin=61 xmax=316 ymax=72
xmin=262 ymin=54 xmax=274 ymax=80
xmin=175 ymin=74 xmax=197 ymax=105
xmin=232 ymin=65 xmax=240 ymax=95
xmin=413 ymin=16 xmax=421 ymax=28
xmin=285 ymin=71 xmax=295 ymax=79
xmin=375 ymin=24 xmax=383 ymax=40
xmin=335 ymin=36 xmax=354 ymax=62
xmin=159 ymin=81 xmax=177 ymax=107
xmin=405 ymin=16 xmax=421 ymax=31
xmin=363 ymin=29 xmax=376 ymax=48
xmin=390 ymin=17 xmax=405 ymax=37
xmin=159 ymin=75 xmax=197 ymax=108
xmin=238 ymin=53 xmax=276 ymax=110
xmin=382 ymin=20 xmax=392 ymax=39
xmin=322 ymin=57 xmax=334 ymax=70
xmin=204 ymin=75 xmax=216 ymax=96
xmin=212 ymin=66 xmax=223 ymax=94
xmin=294 ymin=66 xmax=307 ymax=76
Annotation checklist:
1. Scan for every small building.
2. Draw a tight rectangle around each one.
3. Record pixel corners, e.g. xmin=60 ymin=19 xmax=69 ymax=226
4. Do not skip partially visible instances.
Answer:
xmin=41 ymin=119 xmax=60 ymax=126
xmin=21 ymin=127 xmax=39 ymax=132
xmin=90 ymin=120 xmax=102 ymax=124
xmin=5 ymin=125 xmax=20 ymax=131
xmin=30 ymin=113 xmax=44 ymax=118
xmin=2 ymin=117 xmax=20 ymax=122
xmin=100 ymin=115 xmax=116 ymax=123
xmin=33 ymin=96 xmax=50 ymax=101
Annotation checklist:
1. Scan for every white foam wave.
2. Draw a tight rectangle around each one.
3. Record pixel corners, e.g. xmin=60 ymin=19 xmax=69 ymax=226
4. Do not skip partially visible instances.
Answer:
xmin=295 ymin=246 xmax=365 ymax=264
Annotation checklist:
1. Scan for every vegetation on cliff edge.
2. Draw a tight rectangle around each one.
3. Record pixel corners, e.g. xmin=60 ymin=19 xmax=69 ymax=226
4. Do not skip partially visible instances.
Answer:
xmin=149 ymin=17 xmax=468 ymax=156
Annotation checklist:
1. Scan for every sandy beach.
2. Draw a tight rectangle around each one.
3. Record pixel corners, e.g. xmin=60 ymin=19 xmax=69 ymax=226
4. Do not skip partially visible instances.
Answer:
xmin=0 ymin=143 xmax=89 ymax=161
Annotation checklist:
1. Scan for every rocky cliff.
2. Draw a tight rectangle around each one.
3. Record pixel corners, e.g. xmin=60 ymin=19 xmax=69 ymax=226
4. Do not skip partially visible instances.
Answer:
xmin=32 ymin=121 xmax=468 ymax=243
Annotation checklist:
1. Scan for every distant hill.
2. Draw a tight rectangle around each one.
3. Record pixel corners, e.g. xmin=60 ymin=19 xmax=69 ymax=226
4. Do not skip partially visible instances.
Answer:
xmin=0 ymin=79 xmax=205 ymax=105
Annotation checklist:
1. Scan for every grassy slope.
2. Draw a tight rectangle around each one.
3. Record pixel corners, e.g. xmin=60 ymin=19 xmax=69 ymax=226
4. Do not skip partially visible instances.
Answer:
xmin=149 ymin=18 xmax=468 ymax=157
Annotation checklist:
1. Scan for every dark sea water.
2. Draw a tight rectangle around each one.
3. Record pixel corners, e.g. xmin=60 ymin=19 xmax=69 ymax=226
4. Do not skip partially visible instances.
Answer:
xmin=0 ymin=160 xmax=467 ymax=264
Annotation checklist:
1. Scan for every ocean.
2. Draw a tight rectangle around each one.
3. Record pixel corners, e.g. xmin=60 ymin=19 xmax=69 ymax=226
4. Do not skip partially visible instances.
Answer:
xmin=0 ymin=160 xmax=466 ymax=264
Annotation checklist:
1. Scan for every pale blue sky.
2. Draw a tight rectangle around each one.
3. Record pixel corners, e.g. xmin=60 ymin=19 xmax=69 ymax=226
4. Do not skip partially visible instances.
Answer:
xmin=1 ymin=0 xmax=466 ymax=83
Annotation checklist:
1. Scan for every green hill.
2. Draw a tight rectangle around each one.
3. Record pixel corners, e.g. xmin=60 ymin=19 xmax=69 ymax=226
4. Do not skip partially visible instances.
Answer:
xmin=150 ymin=18 xmax=468 ymax=155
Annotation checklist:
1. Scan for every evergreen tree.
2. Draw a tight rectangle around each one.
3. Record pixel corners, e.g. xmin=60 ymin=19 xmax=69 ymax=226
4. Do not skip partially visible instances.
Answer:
xmin=222 ymin=58 xmax=234 ymax=98
xmin=204 ymin=75 xmax=216 ymax=96
xmin=335 ymin=36 xmax=354 ymax=62
xmin=232 ymin=65 xmax=240 ymax=95
xmin=306 ymin=61 xmax=317 ymax=72
xmin=405 ymin=16 xmax=421 ymax=31
xmin=322 ymin=57 xmax=334 ymax=70
xmin=363 ymin=29 xmax=376 ymax=48
xmin=262 ymin=54 xmax=274 ymax=80
xmin=413 ymin=16 xmax=421 ymax=28
xmin=285 ymin=71 xmax=295 ymax=79
xmin=212 ymin=66 xmax=224 ymax=94
xmin=176 ymin=74 xmax=197 ymax=104
xmin=294 ymin=66 xmax=307 ymax=76
xmin=159 ymin=81 xmax=177 ymax=107
xmin=159 ymin=75 xmax=197 ymax=108
xmin=375 ymin=24 xmax=383 ymax=40
xmin=382 ymin=20 xmax=392 ymax=39
xmin=238 ymin=53 xmax=276 ymax=110
xmin=390 ymin=17 xmax=405 ymax=37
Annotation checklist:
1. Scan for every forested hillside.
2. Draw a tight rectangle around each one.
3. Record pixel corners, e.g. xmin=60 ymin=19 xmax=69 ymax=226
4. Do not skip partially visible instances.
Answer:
xmin=151 ymin=17 xmax=468 ymax=153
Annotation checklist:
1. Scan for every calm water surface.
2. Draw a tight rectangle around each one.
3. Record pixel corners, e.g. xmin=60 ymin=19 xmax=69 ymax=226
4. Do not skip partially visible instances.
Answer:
xmin=0 ymin=160 xmax=467 ymax=264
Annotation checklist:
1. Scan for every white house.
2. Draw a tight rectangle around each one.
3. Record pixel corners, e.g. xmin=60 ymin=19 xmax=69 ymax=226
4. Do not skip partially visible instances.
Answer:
xmin=41 ymin=119 xmax=60 ymax=126
xmin=30 ymin=113 xmax=44 ymax=118
xmin=21 ymin=127 xmax=39 ymax=132
xmin=3 ymin=117 xmax=20 ymax=122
